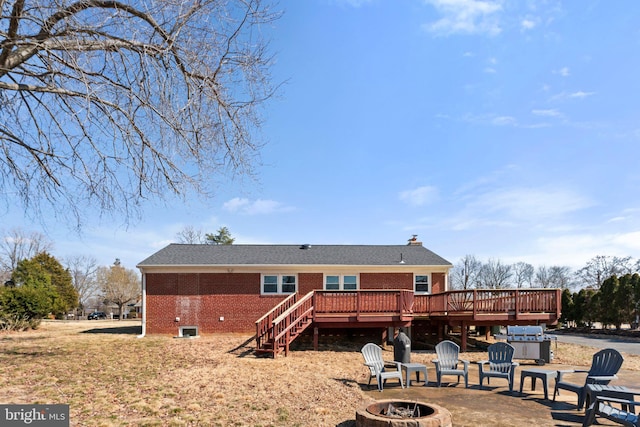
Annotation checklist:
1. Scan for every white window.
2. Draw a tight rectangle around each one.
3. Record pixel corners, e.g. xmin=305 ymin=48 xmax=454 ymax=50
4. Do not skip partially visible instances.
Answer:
xmin=324 ymin=274 xmax=358 ymax=291
xmin=261 ymin=274 xmax=297 ymax=295
xmin=414 ymin=274 xmax=430 ymax=294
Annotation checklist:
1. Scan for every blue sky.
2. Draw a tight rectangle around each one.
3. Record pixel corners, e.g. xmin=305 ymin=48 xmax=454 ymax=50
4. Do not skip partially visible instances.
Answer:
xmin=4 ymin=0 xmax=640 ymax=272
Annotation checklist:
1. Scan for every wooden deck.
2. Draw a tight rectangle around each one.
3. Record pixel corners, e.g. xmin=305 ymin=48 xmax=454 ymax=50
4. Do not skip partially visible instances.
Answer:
xmin=255 ymin=288 xmax=561 ymax=357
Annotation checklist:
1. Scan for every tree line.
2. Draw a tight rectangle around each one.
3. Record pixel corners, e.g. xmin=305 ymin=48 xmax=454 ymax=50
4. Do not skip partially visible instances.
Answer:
xmin=0 ymin=228 xmax=139 ymax=330
xmin=0 ymin=225 xmax=235 ymax=330
xmin=561 ymin=274 xmax=640 ymax=330
xmin=449 ymin=254 xmax=639 ymax=290
xmin=450 ymin=254 xmax=640 ymax=330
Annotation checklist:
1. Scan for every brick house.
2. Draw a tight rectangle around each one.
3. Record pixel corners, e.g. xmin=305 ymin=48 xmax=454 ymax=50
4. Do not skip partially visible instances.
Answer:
xmin=136 ymin=240 xmax=452 ymax=337
xmin=137 ymin=241 xmax=561 ymax=355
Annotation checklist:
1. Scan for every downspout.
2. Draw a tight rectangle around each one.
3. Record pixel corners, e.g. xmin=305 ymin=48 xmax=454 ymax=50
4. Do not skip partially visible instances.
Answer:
xmin=137 ymin=270 xmax=146 ymax=338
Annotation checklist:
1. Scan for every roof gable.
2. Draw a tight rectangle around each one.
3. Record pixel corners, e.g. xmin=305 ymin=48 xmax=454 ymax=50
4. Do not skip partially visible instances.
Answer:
xmin=137 ymin=244 xmax=452 ymax=268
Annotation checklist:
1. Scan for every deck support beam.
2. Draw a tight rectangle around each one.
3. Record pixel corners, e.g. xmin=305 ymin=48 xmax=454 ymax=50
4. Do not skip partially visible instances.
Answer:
xmin=460 ymin=321 xmax=468 ymax=352
xmin=313 ymin=327 xmax=319 ymax=351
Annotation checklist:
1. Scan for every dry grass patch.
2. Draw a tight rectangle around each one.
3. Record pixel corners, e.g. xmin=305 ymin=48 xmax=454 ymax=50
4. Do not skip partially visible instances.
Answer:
xmin=1 ymin=321 xmax=640 ymax=426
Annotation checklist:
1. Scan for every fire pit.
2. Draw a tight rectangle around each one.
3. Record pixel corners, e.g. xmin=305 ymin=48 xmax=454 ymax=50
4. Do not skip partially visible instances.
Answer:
xmin=356 ymin=400 xmax=452 ymax=427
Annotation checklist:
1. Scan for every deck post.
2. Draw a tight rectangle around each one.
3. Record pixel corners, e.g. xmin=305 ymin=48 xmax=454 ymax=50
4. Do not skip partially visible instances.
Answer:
xmin=285 ymin=329 xmax=290 ymax=357
xmin=460 ymin=321 xmax=467 ymax=352
xmin=313 ymin=327 xmax=319 ymax=351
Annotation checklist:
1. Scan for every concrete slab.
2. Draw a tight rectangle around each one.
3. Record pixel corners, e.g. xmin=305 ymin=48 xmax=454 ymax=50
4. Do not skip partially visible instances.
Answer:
xmin=362 ymin=362 xmax=640 ymax=427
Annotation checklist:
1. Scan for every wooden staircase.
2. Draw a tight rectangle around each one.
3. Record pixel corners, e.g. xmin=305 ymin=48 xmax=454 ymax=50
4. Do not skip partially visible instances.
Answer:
xmin=255 ymin=291 xmax=314 ymax=358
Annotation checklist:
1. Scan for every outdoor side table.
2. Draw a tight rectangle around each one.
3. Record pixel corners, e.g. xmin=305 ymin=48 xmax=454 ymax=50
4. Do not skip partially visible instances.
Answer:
xmin=585 ymin=384 xmax=638 ymax=412
xmin=401 ymin=363 xmax=429 ymax=387
xmin=519 ymin=368 xmax=557 ymax=400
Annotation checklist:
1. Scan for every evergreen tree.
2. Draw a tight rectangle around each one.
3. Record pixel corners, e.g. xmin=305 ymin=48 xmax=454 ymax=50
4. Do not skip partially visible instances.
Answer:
xmin=560 ymin=288 xmax=574 ymax=326
xmin=615 ymin=274 xmax=637 ymax=328
xmin=205 ymin=227 xmax=235 ymax=245
xmin=599 ymin=276 xmax=619 ymax=328
xmin=12 ymin=252 xmax=78 ymax=317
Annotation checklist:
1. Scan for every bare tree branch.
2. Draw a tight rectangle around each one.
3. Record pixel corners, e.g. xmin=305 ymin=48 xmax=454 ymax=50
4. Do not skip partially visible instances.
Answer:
xmin=0 ymin=0 xmax=281 ymax=228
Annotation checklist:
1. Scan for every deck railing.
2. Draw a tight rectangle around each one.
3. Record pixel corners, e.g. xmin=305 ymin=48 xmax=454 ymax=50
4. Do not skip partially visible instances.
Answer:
xmin=255 ymin=292 xmax=299 ymax=352
xmin=314 ymin=289 xmax=414 ymax=318
xmin=256 ymin=288 xmax=561 ymax=356
xmin=272 ymin=291 xmax=314 ymax=356
xmin=413 ymin=289 xmax=561 ymax=317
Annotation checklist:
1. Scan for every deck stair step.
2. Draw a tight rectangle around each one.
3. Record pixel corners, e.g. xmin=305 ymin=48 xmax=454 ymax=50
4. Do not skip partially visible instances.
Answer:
xmin=255 ymin=291 xmax=315 ymax=357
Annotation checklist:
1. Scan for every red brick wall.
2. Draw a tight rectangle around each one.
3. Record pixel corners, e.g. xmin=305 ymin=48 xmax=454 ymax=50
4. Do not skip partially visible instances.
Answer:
xmin=145 ymin=271 xmax=447 ymax=335
xmin=432 ymin=273 xmax=446 ymax=293
xmin=145 ymin=273 xmax=288 ymax=335
xmin=299 ymin=272 xmax=323 ymax=294
xmin=360 ymin=273 xmax=413 ymax=290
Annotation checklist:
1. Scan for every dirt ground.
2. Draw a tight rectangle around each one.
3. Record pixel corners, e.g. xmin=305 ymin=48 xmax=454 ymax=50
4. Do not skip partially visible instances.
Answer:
xmin=1 ymin=321 xmax=639 ymax=426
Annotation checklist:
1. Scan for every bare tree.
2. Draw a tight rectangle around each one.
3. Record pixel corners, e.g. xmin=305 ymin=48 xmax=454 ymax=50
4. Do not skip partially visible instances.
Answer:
xmin=175 ymin=226 xmax=205 ymax=244
xmin=449 ymin=254 xmax=482 ymax=290
xmin=476 ymin=258 xmax=512 ymax=289
xmin=534 ymin=265 xmax=552 ymax=288
xmin=0 ymin=227 xmax=53 ymax=281
xmin=0 ymin=0 xmax=281 ymax=226
xmin=575 ymin=255 xmax=634 ymax=289
xmin=96 ymin=259 xmax=139 ymax=319
xmin=512 ymin=262 xmax=534 ymax=288
xmin=548 ymin=265 xmax=573 ymax=289
xmin=64 ymin=254 xmax=98 ymax=309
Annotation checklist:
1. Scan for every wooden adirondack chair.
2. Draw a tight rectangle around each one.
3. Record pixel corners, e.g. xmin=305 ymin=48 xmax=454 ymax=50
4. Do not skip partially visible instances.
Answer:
xmin=361 ymin=343 xmax=404 ymax=392
xmin=554 ymin=348 xmax=624 ymax=410
xmin=583 ymin=396 xmax=639 ymax=427
xmin=477 ymin=342 xmax=519 ymax=392
xmin=433 ymin=340 xmax=469 ymax=388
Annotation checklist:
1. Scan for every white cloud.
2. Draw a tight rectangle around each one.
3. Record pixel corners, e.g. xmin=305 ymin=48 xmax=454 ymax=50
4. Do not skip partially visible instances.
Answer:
xmin=399 ymin=186 xmax=439 ymax=207
xmin=423 ymin=0 xmax=503 ymax=36
xmin=223 ymin=197 xmax=295 ymax=215
xmin=491 ymin=115 xmax=516 ymax=126
xmin=470 ymin=187 xmax=593 ymax=221
xmin=447 ymin=180 xmax=594 ymax=233
xmin=550 ymin=90 xmax=596 ymax=102
xmin=531 ymin=230 xmax=640 ymax=269
xmin=556 ymin=67 xmax=570 ymax=77
xmin=532 ymin=108 xmax=563 ymax=118
xmin=611 ymin=231 xmax=640 ymax=251
xmin=521 ymin=18 xmax=536 ymax=30
xmin=570 ymin=90 xmax=595 ymax=99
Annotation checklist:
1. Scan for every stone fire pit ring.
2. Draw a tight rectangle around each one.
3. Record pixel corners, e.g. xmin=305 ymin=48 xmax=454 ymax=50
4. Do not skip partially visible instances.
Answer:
xmin=356 ymin=400 xmax=452 ymax=427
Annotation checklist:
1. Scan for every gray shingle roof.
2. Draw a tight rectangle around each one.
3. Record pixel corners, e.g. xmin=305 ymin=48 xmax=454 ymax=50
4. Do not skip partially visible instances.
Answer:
xmin=137 ymin=244 xmax=452 ymax=267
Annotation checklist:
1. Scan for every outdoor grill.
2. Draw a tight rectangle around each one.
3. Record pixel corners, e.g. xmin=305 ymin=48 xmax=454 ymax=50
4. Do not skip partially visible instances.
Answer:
xmin=499 ymin=325 xmax=557 ymax=365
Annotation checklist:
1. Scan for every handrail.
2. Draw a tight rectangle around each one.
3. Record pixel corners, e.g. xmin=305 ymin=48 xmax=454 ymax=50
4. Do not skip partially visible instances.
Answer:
xmin=255 ymin=292 xmax=300 ymax=353
xmin=273 ymin=291 xmax=314 ymax=325
xmin=271 ymin=292 xmax=315 ymax=356
xmin=255 ymin=292 xmax=298 ymax=325
xmin=257 ymin=288 xmax=562 ymax=356
xmin=273 ymin=305 xmax=314 ymax=343
xmin=415 ymin=288 xmax=561 ymax=316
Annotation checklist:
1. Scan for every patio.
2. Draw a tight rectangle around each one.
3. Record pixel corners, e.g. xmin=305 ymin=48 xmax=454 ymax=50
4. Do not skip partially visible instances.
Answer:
xmin=361 ymin=361 xmax=640 ymax=426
